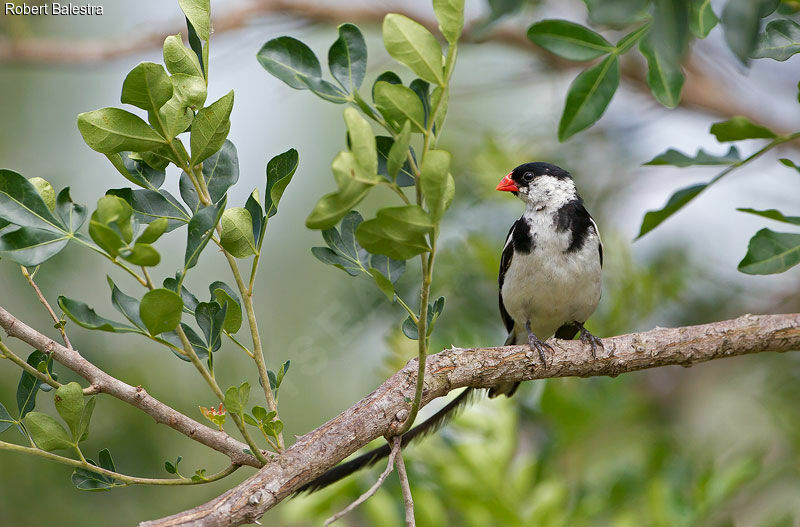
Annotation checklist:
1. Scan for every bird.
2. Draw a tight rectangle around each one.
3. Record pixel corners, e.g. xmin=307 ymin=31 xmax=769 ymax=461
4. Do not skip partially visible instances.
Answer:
xmin=294 ymin=162 xmax=603 ymax=494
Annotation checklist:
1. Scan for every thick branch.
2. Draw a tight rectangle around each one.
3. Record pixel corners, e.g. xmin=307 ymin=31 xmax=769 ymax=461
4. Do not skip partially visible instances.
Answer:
xmin=0 ymin=305 xmax=260 ymax=468
xmin=142 ymin=313 xmax=800 ymax=527
xmin=0 ymin=0 xmax=785 ymax=133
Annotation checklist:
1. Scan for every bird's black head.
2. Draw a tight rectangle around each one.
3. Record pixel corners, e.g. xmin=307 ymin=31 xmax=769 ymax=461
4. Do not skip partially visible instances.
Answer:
xmin=496 ymin=162 xmax=577 ymax=207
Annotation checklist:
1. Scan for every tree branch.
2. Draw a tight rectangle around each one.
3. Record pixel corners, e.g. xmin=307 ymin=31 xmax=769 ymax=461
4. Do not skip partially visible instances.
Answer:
xmin=0 ymin=0 xmax=787 ymax=134
xmin=141 ymin=313 xmax=800 ymax=527
xmin=0 ymin=305 xmax=261 ymax=468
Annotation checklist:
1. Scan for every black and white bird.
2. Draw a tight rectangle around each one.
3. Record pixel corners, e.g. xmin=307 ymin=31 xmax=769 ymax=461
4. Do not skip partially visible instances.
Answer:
xmin=490 ymin=161 xmax=603 ymax=397
xmin=295 ymin=162 xmax=603 ymax=494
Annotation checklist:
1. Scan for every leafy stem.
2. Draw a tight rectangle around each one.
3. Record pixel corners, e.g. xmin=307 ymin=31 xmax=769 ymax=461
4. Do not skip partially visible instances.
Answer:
xmin=71 ymin=236 xmax=148 ymax=287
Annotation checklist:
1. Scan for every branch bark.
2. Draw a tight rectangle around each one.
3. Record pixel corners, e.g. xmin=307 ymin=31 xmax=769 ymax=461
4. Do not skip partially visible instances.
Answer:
xmin=0 ymin=305 xmax=261 ymax=468
xmin=0 ymin=0 xmax=787 ymax=134
xmin=142 ymin=313 xmax=800 ymax=527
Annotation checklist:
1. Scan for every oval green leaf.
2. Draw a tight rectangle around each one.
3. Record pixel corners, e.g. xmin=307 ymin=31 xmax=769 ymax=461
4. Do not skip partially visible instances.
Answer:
xmin=140 ymin=288 xmax=183 ymax=336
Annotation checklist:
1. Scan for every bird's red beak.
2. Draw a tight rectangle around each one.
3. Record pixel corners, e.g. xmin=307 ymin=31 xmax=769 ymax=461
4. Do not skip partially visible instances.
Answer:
xmin=496 ymin=173 xmax=519 ymax=192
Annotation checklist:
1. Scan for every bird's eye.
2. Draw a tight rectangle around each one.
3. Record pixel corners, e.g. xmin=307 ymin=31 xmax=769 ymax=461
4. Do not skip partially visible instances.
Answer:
xmin=523 ymin=172 xmax=534 ymax=182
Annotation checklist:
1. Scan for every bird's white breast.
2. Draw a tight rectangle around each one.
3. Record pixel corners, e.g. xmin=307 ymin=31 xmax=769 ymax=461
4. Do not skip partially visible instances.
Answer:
xmin=501 ymin=211 xmax=602 ymax=341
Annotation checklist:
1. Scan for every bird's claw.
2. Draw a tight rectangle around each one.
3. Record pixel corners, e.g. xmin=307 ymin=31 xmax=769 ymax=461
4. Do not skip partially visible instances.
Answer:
xmin=527 ymin=333 xmax=553 ymax=368
xmin=579 ymin=325 xmax=603 ymax=359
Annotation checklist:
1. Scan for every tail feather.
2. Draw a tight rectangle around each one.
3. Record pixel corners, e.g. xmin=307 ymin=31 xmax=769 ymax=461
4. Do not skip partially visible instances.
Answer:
xmin=293 ymin=387 xmax=478 ymax=495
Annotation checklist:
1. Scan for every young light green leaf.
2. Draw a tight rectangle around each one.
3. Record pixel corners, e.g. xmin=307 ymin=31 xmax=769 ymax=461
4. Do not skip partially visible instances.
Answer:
xmin=690 ymin=0 xmax=718 ymax=38
xmin=77 ymin=108 xmax=167 ymax=154
xmin=710 ymin=116 xmax=776 ymax=142
xmin=220 ymin=207 xmax=257 ymax=258
xmin=223 ymin=382 xmax=250 ymax=416
xmin=433 ymin=0 xmax=465 ymax=43
xmin=373 ymin=81 xmax=426 ymax=133
xmin=558 ymin=54 xmax=620 ymax=141
xmin=120 ymin=62 xmax=173 ymax=118
xmin=163 ymin=34 xmax=204 ymax=78
xmin=139 ymin=288 xmax=183 ymax=336
xmin=752 ymin=19 xmax=800 ymax=61
xmin=356 ymin=205 xmax=433 ymax=260
xmin=526 ymin=19 xmax=614 ymax=61
xmin=177 ymin=0 xmax=210 ymax=40
xmin=343 ymin=107 xmax=378 ymax=180
xmin=185 ymin=198 xmax=225 ymax=269
xmin=644 ymin=146 xmax=741 ymax=167
xmin=639 ymin=35 xmax=684 ymax=108
xmin=368 ymin=268 xmax=396 ymax=301
xmin=137 ymin=217 xmax=168 ymax=244
xmin=58 ymin=296 xmax=140 ymax=333
xmin=636 ymin=183 xmax=707 ymax=239
xmin=738 ymin=228 xmax=800 ymax=274
xmin=190 ymin=91 xmax=234 ymax=164
xmin=382 ymin=14 xmax=444 ymax=85
xmin=24 ymin=412 xmax=73 ymax=451
xmin=386 ymin=122 xmax=412 ymax=182
xmin=265 ymin=148 xmax=299 ymax=218
xmin=107 ymin=188 xmax=189 ymax=232
xmin=171 ymin=73 xmax=207 ymax=108
xmin=372 ymin=71 xmax=402 ymax=100
xmin=121 ymin=243 xmax=160 ymax=267
xmin=28 ymin=177 xmax=56 ymax=211
xmin=377 ymin=136 xmax=415 ymax=187
xmin=54 ymin=382 xmax=85 ymax=439
xmin=306 ymin=153 xmax=372 ymax=230
xmin=737 ymin=208 xmax=800 ymax=225
xmin=421 ymin=149 xmax=455 ymax=221
xmin=328 ymin=24 xmax=367 ymax=92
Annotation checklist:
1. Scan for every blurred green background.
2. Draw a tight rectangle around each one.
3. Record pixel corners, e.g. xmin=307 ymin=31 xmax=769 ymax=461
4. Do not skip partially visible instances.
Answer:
xmin=1 ymin=1 xmax=800 ymax=525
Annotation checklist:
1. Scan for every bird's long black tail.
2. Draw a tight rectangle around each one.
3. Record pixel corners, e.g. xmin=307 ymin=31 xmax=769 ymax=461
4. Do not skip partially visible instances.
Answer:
xmin=294 ymin=387 xmax=478 ymax=495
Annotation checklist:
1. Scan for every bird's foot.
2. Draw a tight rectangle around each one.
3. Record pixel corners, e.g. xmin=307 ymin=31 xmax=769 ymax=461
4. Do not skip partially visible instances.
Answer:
xmin=527 ymin=331 xmax=553 ymax=368
xmin=578 ymin=324 xmax=603 ymax=359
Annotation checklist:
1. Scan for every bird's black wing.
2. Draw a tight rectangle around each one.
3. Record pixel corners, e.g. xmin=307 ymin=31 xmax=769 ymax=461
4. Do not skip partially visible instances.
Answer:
xmin=498 ymin=221 xmax=516 ymax=334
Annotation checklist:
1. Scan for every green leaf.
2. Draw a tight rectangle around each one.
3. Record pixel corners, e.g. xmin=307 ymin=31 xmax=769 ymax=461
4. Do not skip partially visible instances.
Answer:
xmin=265 ymin=148 xmax=299 ymax=218
xmin=220 ymin=207 xmax=257 ymax=258
xmin=639 ymin=34 xmax=684 ymax=108
xmin=77 ymin=397 xmax=96 ymax=442
xmin=614 ymin=21 xmax=651 ymax=54
xmin=313 ymin=211 xmax=370 ymax=275
xmin=780 ymin=158 xmax=800 ymax=173
xmin=558 ymin=54 xmax=620 ymax=141
xmin=170 ymin=72 xmax=207 ymax=108
xmin=202 ymin=140 xmax=239 ymax=204
xmin=58 ymin=296 xmax=140 ymax=333
xmin=106 ymin=277 xmax=145 ymax=329
xmin=120 ymin=62 xmax=173 ymax=123
xmin=690 ymin=0 xmax=718 ymax=38
xmin=0 ymin=169 xmax=67 ymax=232
xmin=106 ymin=151 xmax=166 ymax=190
xmin=56 ymin=188 xmax=87 ymax=233
xmin=0 ymin=402 xmax=16 ymax=434
xmin=24 ymin=412 xmax=73 ymax=451
xmin=223 ymin=382 xmax=250 ymax=417
xmin=356 ymin=205 xmax=433 ymax=260
xmin=651 ymin=0 xmax=689 ymax=67
xmin=644 ymin=146 xmax=741 ymax=167
xmin=369 ymin=254 xmax=405 ymax=284
xmin=54 ymin=382 xmax=85 ymax=439
xmin=28 ymin=177 xmax=55 ymax=211
xmin=372 ymin=71 xmax=402 ymax=100
xmin=387 ymin=123 xmax=413 ymax=183
xmin=16 ymin=351 xmax=50 ymax=418
xmin=344 ymin=107 xmax=378 ymax=180
xmin=721 ymin=0 xmax=778 ymax=63
xmin=636 ymin=183 xmax=706 ymax=239
xmin=368 ymin=268 xmax=395 ymax=301
xmin=737 ymin=208 xmax=800 ymax=225
xmin=583 ymin=0 xmax=650 ymax=27
xmin=374 ymin=81 xmax=426 ymax=133
xmin=195 ymin=302 xmax=226 ymax=352
xmin=163 ymin=277 xmax=200 ymax=313
xmin=107 ymin=188 xmax=189 ymax=232
xmin=190 ymin=90 xmax=234 ymax=164
xmin=382 ymin=14 xmax=444 ymax=85
xmin=245 ymin=191 xmax=264 ymax=248
xmin=433 ymin=0 xmax=465 ymax=43
xmin=185 ymin=198 xmax=226 ymax=269
xmin=77 ymin=108 xmax=167 ymax=154
xmin=178 ymin=0 xmax=210 ymax=40
xmin=421 ymin=149 xmax=455 ymax=221
xmin=276 ymin=360 xmax=290 ymax=388
xmin=140 ymin=288 xmax=183 ymax=336
xmin=402 ymin=297 xmax=445 ymax=339
xmin=752 ymin=19 xmax=800 ymax=61
xmin=526 ymin=19 xmax=614 ymax=61
xmin=329 ymin=23 xmax=367 ymax=92
xmin=121 ymin=243 xmax=160 ymax=267
xmin=306 ymin=152 xmax=372 ymax=230
xmin=738 ymin=228 xmax=800 ymax=274
xmin=376 ymin=135 xmax=415 ymax=187
xmin=185 ymin=16 xmax=206 ymax=77
xmin=163 ymin=34 xmax=204 ymax=78
xmin=71 ymin=450 xmax=119 ymax=491
xmin=210 ymin=281 xmax=242 ymax=333
xmin=0 ymin=227 xmax=70 ymax=266
xmin=137 ymin=217 xmax=168 ymax=244
xmin=710 ymin=116 xmax=776 ymax=141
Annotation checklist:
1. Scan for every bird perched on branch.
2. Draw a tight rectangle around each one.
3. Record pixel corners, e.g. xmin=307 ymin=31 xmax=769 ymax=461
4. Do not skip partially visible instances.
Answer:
xmin=295 ymin=162 xmax=603 ymax=494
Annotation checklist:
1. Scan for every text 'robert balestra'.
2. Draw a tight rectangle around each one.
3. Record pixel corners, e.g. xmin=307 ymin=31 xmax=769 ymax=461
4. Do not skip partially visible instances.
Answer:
xmin=5 ymin=3 xmax=104 ymax=15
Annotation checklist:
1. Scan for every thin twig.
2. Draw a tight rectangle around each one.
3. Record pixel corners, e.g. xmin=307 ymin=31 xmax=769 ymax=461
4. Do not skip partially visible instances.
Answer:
xmin=20 ymin=265 xmax=72 ymax=349
xmin=323 ymin=437 xmax=403 ymax=526
xmin=394 ymin=440 xmax=415 ymax=527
